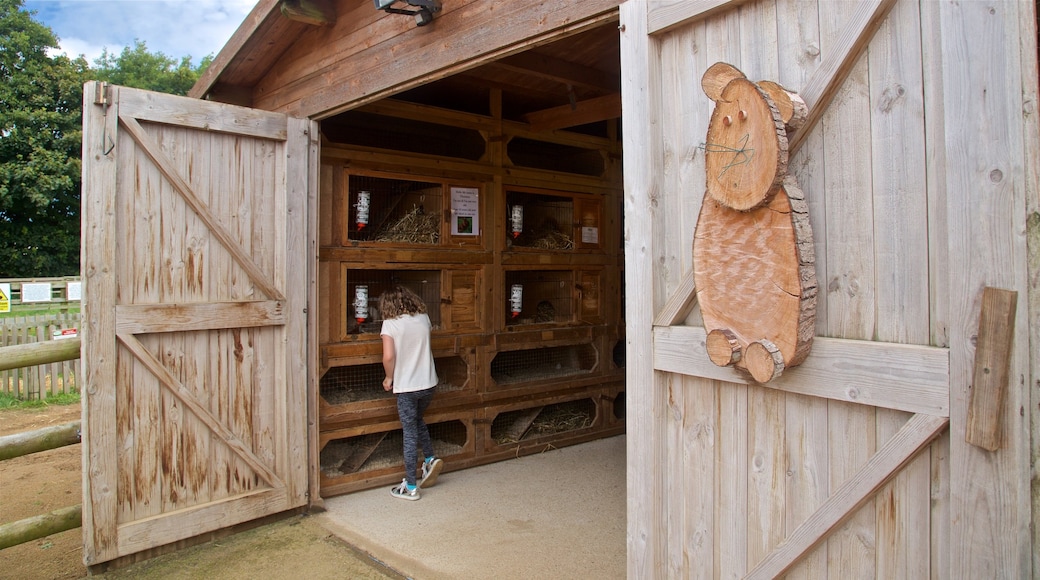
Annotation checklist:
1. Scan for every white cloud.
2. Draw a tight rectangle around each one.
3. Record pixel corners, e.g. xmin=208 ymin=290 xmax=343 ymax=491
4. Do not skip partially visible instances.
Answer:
xmin=25 ymin=0 xmax=255 ymax=66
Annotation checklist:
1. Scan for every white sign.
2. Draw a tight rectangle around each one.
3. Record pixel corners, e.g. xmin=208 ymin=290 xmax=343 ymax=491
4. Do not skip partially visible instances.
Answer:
xmin=450 ymin=187 xmax=480 ymax=236
xmin=66 ymin=281 xmax=82 ymax=301
xmin=21 ymin=282 xmax=52 ymax=303
xmin=581 ymin=227 xmax=599 ymax=244
xmin=52 ymin=328 xmax=78 ymax=340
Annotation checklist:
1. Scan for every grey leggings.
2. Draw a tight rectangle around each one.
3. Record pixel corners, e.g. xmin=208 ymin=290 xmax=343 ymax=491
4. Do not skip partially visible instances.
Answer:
xmin=397 ymin=387 xmax=435 ymax=486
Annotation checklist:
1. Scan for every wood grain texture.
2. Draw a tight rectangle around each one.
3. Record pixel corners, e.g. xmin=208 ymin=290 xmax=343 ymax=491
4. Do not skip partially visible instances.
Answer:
xmin=653 ymin=325 xmax=949 ymax=416
xmin=703 ymin=78 xmax=786 ymax=211
xmin=965 ymin=287 xmax=1018 ymax=450
xmin=83 ymin=86 xmax=311 ymax=564
xmin=694 ymin=178 xmax=816 ymax=377
xmin=746 ymin=413 xmax=949 ymax=579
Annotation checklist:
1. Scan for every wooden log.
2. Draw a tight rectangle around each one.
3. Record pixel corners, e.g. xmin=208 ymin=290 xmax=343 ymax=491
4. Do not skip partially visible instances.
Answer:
xmin=0 ymin=505 xmax=82 ymax=550
xmin=0 ymin=337 xmax=80 ymax=373
xmin=965 ymin=287 xmax=1018 ymax=451
xmin=0 ymin=421 xmax=81 ymax=461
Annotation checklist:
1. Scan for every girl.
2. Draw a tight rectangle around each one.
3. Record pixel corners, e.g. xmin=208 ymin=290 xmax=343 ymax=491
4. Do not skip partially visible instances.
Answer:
xmin=379 ymin=285 xmax=444 ymax=500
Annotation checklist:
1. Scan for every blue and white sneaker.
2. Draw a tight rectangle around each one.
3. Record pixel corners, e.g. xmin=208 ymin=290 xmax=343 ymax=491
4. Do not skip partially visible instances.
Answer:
xmin=419 ymin=457 xmax=443 ymax=488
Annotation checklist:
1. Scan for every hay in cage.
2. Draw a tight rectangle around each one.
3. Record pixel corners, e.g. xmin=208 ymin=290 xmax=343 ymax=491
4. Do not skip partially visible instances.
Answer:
xmin=526 ymin=403 xmax=592 ymax=438
xmin=531 ymin=230 xmax=574 ymax=249
xmin=492 ymin=401 xmax=593 ymax=444
xmin=374 ymin=205 xmax=440 ymax=244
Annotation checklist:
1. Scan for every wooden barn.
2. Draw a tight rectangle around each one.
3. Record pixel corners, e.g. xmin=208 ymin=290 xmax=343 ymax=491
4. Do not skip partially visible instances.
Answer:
xmin=78 ymin=0 xmax=1040 ymax=576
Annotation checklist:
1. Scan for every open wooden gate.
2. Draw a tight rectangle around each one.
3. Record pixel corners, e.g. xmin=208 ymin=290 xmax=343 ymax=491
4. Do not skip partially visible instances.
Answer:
xmin=621 ymin=0 xmax=1035 ymax=577
xmin=80 ymin=83 xmax=317 ymax=565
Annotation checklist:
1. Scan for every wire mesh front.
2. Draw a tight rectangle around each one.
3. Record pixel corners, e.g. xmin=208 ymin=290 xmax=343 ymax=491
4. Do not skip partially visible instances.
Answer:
xmin=320 ymin=420 xmax=468 ymax=478
xmin=490 ymin=398 xmax=596 ymax=445
xmin=320 ymin=356 xmax=469 ymax=406
xmin=346 ymin=269 xmax=441 ymax=334
xmin=490 ymin=343 xmax=597 ymax=385
xmin=505 ymin=191 xmax=574 ymax=250
xmin=504 ymin=270 xmax=573 ymax=326
xmin=348 ymin=175 xmax=442 ymax=244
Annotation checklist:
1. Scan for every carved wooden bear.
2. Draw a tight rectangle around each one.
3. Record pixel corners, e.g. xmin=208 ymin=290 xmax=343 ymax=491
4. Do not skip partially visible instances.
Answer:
xmin=693 ymin=62 xmax=818 ymax=383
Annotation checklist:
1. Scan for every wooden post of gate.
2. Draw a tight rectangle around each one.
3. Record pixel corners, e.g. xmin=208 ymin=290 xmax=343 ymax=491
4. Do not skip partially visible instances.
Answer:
xmin=965 ymin=286 xmax=1018 ymax=451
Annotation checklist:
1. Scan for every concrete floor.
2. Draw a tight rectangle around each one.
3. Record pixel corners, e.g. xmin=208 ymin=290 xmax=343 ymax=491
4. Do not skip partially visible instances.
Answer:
xmin=317 ymin=435 xmax=627 ymax=580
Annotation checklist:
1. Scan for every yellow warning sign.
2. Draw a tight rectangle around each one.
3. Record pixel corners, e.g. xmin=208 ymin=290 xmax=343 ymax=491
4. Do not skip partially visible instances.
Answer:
xmin=0 ymin=284 xmax=9 ymax=313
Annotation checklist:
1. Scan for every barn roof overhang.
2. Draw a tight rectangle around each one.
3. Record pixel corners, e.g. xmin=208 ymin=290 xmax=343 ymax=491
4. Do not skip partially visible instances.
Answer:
xmin=190 ymin=0 xmax=623 ymax=132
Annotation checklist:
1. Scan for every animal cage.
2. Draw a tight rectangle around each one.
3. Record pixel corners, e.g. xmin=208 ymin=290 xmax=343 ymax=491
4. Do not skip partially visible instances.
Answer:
xmin=347 ymin=174 xmax=443 ymax=244
xmin=344 ymin=268 xmax=441 ymax=334
xmin=490 ymin=343 xmax=597 ymax=385
xmin=490 ymin=398 xmax=597 ymax=445
xmin=320 ymin=419 xmax=468 ymax=479
xmin=319 ymin=356 xmax=470 ymax=406
xmin=506 ymin=190 xmax=574 ymax=249
xmin=504 ymin=270 xmax=573 ymax=326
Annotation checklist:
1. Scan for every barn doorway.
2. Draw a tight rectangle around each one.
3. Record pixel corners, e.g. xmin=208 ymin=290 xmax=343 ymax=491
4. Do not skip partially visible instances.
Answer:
xmin=312 ymin=23 xmax=627 ymax=498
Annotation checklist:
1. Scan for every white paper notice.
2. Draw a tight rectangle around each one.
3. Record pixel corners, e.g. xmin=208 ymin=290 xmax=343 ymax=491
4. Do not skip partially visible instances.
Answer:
xmin=21 ymin=282 xmax=52 ymax=303
xmin=451 ymin=187 xmax=480 ymax=236
xmin=581 ymin=227 xmax=599 ymax=244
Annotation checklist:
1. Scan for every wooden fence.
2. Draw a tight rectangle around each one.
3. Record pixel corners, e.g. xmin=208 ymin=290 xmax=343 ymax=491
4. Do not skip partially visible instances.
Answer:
xmin=0 ymin=312 xmax=80 ymax=400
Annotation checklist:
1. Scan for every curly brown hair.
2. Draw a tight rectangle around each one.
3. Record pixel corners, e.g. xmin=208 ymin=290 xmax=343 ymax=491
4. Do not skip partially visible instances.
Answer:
xmin=378 ymin=285 xmax=428 ymax=319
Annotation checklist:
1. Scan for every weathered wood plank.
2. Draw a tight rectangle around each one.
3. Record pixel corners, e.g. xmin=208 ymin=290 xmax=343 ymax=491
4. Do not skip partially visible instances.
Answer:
xmin=653 ymin=325 xmax=949 ymax=416
xmin=118 ymin=115 xmax=285 ymax=302
xmin=646 ymin=0 xmax=751 ymax=35
xmin=787 ymin=0 xmax=900 ymax=154
xmin=619 ymin=2 xmax=667 ymax=577
xmin=115 ymin=302 xmax=286 ymax=335
xmin=746 ymin=413 xmax=949 ymax=580
xmin=652 ymin=270 xmax=696 ymax=327
xmin=942 ymin=1 xmax=1031 ymax=576
xmin=868 ymin=1 xmax=933 ymax=576
xmin=81 ymin=81 xmax=121 ymax=565
xmin=964 ymin=287 xmax=1018 ymax=451
xmin=264 ymin=1 xmax=621 ymax=118
xmin=116 ymin=332 xmax=282 ymax=488
xmin=119 ymin=85 xmax=287 ymax=140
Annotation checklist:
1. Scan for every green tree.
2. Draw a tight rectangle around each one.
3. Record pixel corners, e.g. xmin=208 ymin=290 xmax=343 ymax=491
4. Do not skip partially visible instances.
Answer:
xmin=0 ymin=0 xmax=87 ymax=277
xmin=92 ymin=40 xmax=211 ymax=96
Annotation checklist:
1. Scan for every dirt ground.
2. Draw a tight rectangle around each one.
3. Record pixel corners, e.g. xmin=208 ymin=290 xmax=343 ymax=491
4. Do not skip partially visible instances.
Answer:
xmin=0 ymin=404 xmax=400 ymax=580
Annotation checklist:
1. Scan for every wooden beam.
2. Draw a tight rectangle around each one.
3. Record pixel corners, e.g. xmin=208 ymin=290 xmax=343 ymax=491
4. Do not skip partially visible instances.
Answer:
xmin=652 ymin=269 xmax=696 ymax=327
xmin=523 ymin=93 xmax=622 ymax=131
xmin=189 ymin=0 xmax=281 ymax=99
xmin=118 ymin=114 xmax=286 ymax=302
xmin=116 ymin=332 xmax=284 ymax=488
xmin=653 ymin=325 xmax=950 ymax=415
xmin=280 ymin=0 xmax=335 ymax=26
xmin=965 ymin=287 xmax=1018 ymax=450
xmin=115 ymin=301 xmax=286 ymax=335
xmin=489 ymin=51 xmax=620 ymax=93
xmin=745 ymin=413 xmax=949 ymax=579
xmin=787 ymin=0 xmax=900 ymax=154
xmin=647 ymin=0 xmax=752 ymax=35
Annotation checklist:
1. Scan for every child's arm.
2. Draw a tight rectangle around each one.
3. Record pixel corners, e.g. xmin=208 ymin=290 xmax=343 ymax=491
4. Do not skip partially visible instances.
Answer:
xmin=381 ymin=334 xmax=396 ymax=391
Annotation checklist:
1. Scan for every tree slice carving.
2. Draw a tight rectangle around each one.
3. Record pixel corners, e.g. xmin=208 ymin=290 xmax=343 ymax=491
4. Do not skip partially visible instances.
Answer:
xmin=695 ymin=63 xmax=817 ymax=383
xmin=704 ymin=78 xmax=788 ymax=211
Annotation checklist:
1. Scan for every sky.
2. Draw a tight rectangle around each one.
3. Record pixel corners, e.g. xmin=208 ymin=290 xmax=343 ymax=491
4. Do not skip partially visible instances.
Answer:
xmin=23 ymin=0 xmax=257 ymax=66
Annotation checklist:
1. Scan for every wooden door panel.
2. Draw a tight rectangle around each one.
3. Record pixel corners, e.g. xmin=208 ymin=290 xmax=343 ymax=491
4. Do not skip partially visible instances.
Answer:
xmin=82 ymin=83 xmax=315 ymax=565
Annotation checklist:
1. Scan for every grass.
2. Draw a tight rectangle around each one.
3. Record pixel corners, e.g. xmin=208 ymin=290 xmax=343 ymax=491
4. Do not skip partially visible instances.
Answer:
xmin=0 ymin=304 xmax=80 ymax=318
xmin=0 ymin=390 xmax=80 ymax=410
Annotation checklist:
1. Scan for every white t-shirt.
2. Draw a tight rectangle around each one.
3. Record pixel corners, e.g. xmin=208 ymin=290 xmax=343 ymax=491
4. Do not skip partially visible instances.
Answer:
xmin=380 ymin=313 xmax=438 ymax=393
